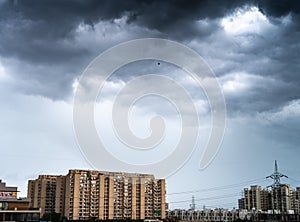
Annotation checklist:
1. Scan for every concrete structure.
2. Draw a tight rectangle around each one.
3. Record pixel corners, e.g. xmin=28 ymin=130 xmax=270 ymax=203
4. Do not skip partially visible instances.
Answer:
xmin=27 ymin=175 xmax=66 ymax=216
xmin=291 ymin=187 xmax=300 ymax=214
xmin=0 ymin=179 xmax=17 ymax=199
xmin=238 ymin=198 xmax=245 ymax=210
xmin=239 ymin=184 xmax=298 ymax=213
xmin=244 ymin=185 xmax=261 ymax=210
xmin=271 ymin=184 xmax=292 ymax=212
xmin=167 ymin=208 xmax=300 ymax=222
xmin=28 ymin=169 xmax=166 ymax=220
xmin=167 ymin=209 xmax=239 ymax=222
xmin=0 ymin=179 xmax=40 ymax=222
xmin=260 ymin=188 xmax=271 ymax=211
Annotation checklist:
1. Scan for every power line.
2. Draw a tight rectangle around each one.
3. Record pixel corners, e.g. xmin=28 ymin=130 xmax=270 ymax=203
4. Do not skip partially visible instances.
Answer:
xmin=169 ymin=192 xmax=241 ymax=204
xmin=288 ymin=177 xmax=300 ymax=184
xmin=167 ymin=177 xmax=267 ymax=195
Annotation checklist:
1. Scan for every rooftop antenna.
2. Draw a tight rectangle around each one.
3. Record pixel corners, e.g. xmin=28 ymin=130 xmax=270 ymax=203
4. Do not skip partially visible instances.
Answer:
xmin=266 ymin=160 xmax=288 ymax=188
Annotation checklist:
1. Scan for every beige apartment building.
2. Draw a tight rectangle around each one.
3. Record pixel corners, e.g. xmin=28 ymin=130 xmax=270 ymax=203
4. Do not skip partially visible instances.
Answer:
xmin=28 ymin=169 xmax=166 ymax=220
xmin=243 ymin=186 xmax=272 ymax=211
xmin=291 ymin=187 xmax=300 ymax=214
xmin=240 ymin=184 xmax=298 ymax=213
xmin=271 ymin=184 xmax=292 ymax=212
xmin=244 ymin=185 xmax=262 ymax=211
xmin=27 ymin=175 xmax=66 ymax=216
xmin=260 ymin=188 xmax=271 ymax=211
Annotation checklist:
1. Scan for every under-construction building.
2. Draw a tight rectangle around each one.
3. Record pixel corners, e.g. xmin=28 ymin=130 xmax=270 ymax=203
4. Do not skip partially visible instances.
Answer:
xmin=271 ymin=184 xmax=292 ymax=212
xmin=239 ymin=161 xmax=299 ymax=213
xmin=291 ymin=187 xmax=300 ymax=214
xmin=28 ymin=169 xmax=166 ymax=220
xmin=241 ymin=186 xmax=273 ymax=211
xmin=260 ymin=188 xmax=272 ymax=211
xmin=244 ymin=185 xmax=261 ymax=210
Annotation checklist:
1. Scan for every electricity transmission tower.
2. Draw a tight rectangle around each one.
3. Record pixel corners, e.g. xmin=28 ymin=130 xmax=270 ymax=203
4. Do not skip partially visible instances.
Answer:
xmin=266 ymin=160 xmax=288 ymax=188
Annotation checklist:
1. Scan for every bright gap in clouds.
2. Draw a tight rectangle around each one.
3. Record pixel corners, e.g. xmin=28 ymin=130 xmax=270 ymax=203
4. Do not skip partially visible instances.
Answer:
xmin=0 ymin=61 xmax=7 ymax=79
xmin=221 ymin=6 xmax=271 ymax=35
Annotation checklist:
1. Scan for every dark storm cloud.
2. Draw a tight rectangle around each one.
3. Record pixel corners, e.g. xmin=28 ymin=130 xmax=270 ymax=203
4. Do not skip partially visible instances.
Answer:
xmin=1 ymin=0 xmax=299 ymax=57
xmin=0 ymin=0 xmax=299 ymax=103
xmin=0 ymin=0 xmax=137 ymax=64
xmin=0 ymin=0 xmax=272 ymax=63
xmin=258 ymin=0 xmax=300 ymax=17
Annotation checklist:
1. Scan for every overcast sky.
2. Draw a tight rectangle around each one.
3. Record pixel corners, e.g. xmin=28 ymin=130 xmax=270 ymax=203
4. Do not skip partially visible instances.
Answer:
xmin=1 ymin=0 xmax=300 ymax=210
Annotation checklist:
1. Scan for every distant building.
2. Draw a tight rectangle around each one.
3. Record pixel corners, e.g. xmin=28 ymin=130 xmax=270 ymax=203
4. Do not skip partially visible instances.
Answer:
xmin=27 ymin=175 xmax=66 ymax=216
xmin=244 ymin=185 xmax=261 ymax=210
xmin=260 ymin=188 xmax=272 ymax=211
xmin=28 ymin=169 xmax=166 ymax=220
xmin=0 ymin=179 xmax=40 ymax=222
xmin=271 ymin=184 xmax=292 ymax=212
xmin=291 ymin=187 xmax=300 ymax=214
xmin=238 ymin=198 xmax=245 ymax=210
xmin=0 ymin=179 xmax=17 ymax=199
xmin=166 ymin=208 xmax=239 ymax=222
xmin=167 ymin=208 xmax=300 ymax=222
xmin=239 ymin=184 xmax=300 ymax=213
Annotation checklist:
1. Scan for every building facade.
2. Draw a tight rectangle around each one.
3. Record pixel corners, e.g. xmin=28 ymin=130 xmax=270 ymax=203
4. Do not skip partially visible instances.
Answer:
xmin=260 ymin=188 xmax=272 ymax=211
xmin=167 ymin=208 xmax=300 ymax=222
xmin=244 ymin=185 xmax=261 ymax=211
xmin=0 ymin=179 xmax=40 ymax=222
xmin=28 ymin=169 xmax=166 ymax=220
xmin=271 ymin=184 xmax=292 ymax=212
xmin=291 ymin=187 xmax=300 ymax=214
xmin=167 ymin=209 xmax=239 ymax=222
xmin=239 ymin=184 xmax=299 ymax=213
xmin=0 ymin=179 xmax=17 ymax=199
xmin=27 ymin=175 xmax=66 ymax=216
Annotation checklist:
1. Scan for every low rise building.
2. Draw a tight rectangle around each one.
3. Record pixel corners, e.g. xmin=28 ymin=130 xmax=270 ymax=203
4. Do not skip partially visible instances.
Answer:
xmin=0 ymin=179 xmax=40 ymax=222
xmin=167 ymin=208 xmax=300 ymax=222
xmin=166 ymin=208 xmax=239 ymax=222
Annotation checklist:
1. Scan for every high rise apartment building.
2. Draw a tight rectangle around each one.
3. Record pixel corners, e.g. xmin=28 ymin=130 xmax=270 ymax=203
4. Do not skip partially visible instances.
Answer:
xmin=260 ymin=188 xmax=271 ymax=211
xmin=27 ymin=175 xmax=66 ymax=216
xmin=291 ymin=187 xmax=300 ymax=214
xmin=244 ymin=185 xmax=261 ymax=211
xmin=271 ymin=184 xmax=292 ymax=212
xmin=28 ymin=170 xmax=166 ymax=220
xmin=239 ymin=184 xmax=298 ymax=213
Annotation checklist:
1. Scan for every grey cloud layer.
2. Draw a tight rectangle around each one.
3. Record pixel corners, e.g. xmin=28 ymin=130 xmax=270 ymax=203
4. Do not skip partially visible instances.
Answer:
xmin=1 ymin=0 xmax=300 ymax=202
xmin=0 ymin=0 xmax=299 ymax=112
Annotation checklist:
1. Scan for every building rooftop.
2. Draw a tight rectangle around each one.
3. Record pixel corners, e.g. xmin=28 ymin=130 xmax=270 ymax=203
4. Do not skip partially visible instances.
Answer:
xmin=0 ymin=179 xmax=18 ymax=192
